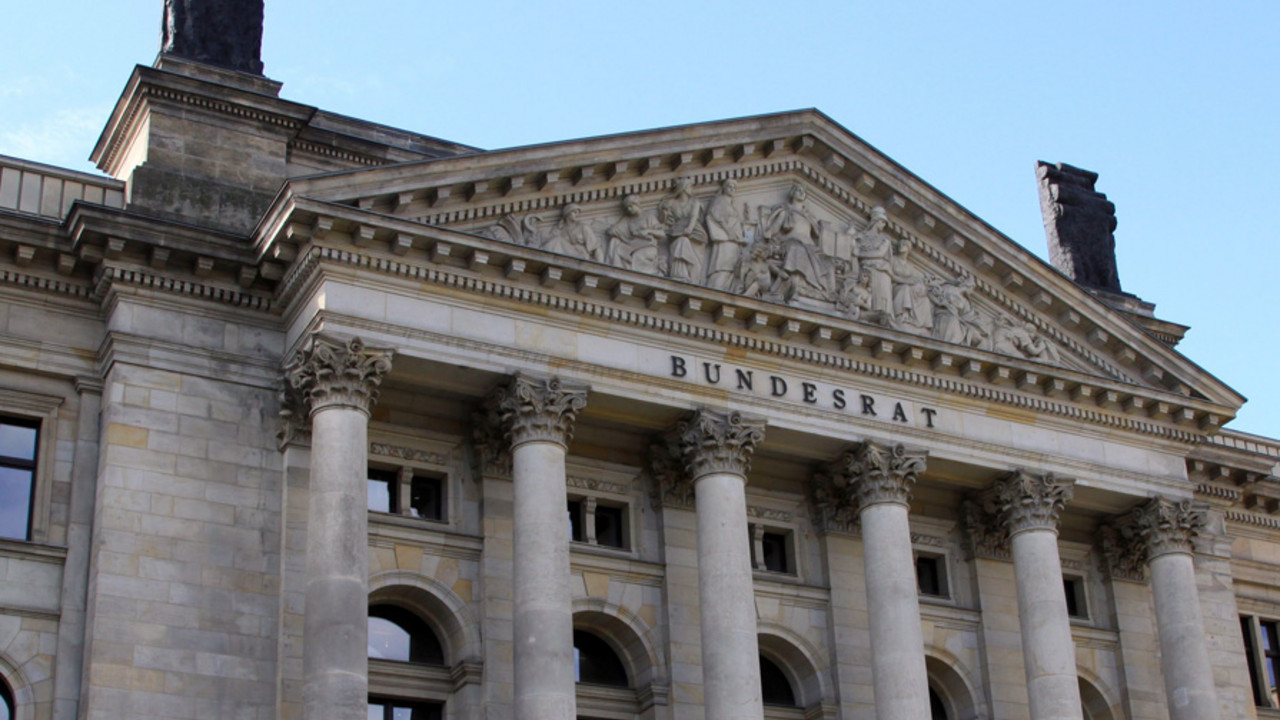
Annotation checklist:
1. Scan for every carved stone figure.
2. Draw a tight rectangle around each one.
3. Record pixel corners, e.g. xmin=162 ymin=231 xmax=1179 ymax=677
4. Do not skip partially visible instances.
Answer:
xmin=542 ymin=203 xmax=603 ymax=262
xmin=1036 ymin=162 xmax=1122 ymax=292
xmin=659 ymin=178 xmax=708 ymax=283
xmin=705 ymin=179 xmax=748 ymax=290
xmin=854 ymin=207 xmax=894 ymax=315
xmin=606 ymin=195 xmax=665 ymax=274
xmin=762 ymin=184 xmax=833 ymax=299
xmin=738 ymin=242 xmax=782 ymax=299
xmin=929 ymin=273 xmax=988 ymax=348
xmin=993 ymin=316 xmax=1061 ymax=365
xmin=162 ymin=0 xmax=265 ymax=75
xmin=835 ymin=265 xmax=874 ymax=321
xmin=889 ymin=239 xmax=933 ymax=332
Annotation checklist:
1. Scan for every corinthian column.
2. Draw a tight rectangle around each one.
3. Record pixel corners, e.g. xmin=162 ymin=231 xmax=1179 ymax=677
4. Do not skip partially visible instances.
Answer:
xmin=673 ymin=409 xmax=766 ymax=719
xmin=835 ymin=442 xmax=931 ymax=720
xmin=283 ymin=334 xmax=393 ymax=720
xmin=488 ymin=374 xmax=589 ymax=720
xmin=1131 ymin=497 xmax=1221 ymax=720
xmin=990 ymin=470 xmax=1083 ymax=720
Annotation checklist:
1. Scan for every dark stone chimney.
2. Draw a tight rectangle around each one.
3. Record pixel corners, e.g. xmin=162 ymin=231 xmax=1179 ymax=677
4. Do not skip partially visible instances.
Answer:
xmin=161 ymin=0 xmax=265 ymax=75
xmin=1036 ymin=162 xmax=1122 ymax=293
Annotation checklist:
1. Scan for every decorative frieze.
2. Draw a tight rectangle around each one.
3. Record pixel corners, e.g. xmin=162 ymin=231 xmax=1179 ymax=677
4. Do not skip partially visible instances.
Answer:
xmin=485 ymin=373 xmax=589 ymax=449
xmin=369 ymin=442 xmax=450 ymax=467
xmin=279 ymin=334 xmax=393 ymax=441
xmin=990 ymin=469 xmax=1074 ymax=535
xmin=566 ymin=475 xmax=631 ymax=496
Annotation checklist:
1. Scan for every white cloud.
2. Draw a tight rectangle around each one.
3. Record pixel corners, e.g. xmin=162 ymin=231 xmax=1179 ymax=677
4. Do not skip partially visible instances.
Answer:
xmin=0 ymin=106 xmax=109 ymax=172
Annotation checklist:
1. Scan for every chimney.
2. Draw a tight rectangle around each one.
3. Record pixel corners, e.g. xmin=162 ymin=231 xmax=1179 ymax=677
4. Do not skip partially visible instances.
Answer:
xmin=160 ymin=0 xmax=265 ymax=75
xmin=1036 ymin=162 xmax=1122 ymax=293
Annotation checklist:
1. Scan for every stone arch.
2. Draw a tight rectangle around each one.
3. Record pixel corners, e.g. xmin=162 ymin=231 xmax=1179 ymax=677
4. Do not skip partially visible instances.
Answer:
xmin=368 ymin=569 xmax=483 ymax=664
xmin=756 ymin=621 xmax=834 ymax=710
xmin=1077 ymin=669 xmax=1119 ymax=720
xmin=572 ymin=596 xmax=667 ymax=690
xmin=924 ymin=649 xmax=985 ymax=720
xmin=0 ymin=651 xmax=32 ymax=720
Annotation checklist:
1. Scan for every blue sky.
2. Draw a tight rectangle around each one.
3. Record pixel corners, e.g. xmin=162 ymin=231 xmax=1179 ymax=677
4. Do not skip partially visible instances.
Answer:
xmin=2 ymin=1 xmax=1276 ymax=437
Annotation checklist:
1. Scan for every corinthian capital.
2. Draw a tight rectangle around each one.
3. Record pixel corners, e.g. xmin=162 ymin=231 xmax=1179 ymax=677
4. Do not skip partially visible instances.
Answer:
xmin=1130 ymin=496 xmax=1207 ymax=559
xmin=991 ymin=469 xmax=1074 ymax=535
xmin=487 ymin=373 xmax=589 ymax=449
xmin=830 ymin=441 xmax=928 ymax=510
xmin=281 ymin=334 xmax=393 ymax=419
xmin=674 ymin=408 xmax=766 ymax=481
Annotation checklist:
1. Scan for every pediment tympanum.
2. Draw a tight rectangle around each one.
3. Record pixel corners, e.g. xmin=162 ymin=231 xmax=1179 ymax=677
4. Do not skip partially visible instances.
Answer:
xmin=264 ymin=111 xmax=1242 ymax=429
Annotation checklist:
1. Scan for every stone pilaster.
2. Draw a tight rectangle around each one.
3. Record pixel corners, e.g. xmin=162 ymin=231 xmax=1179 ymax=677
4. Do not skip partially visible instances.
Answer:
xmin=830 ymin=442 xmax=931 ymax=720
xmin=990 ymin=470 xmax=1083 ymax=720
xmin=675 ymin=408 xmax=766 ymax=719
xmin=486 ymin=373 xmax=588 ymax=720
xmin=283 ymin=333 xmax=393 ymax=720
xmin=1128 ymin=497 xmax=1221 ymax=720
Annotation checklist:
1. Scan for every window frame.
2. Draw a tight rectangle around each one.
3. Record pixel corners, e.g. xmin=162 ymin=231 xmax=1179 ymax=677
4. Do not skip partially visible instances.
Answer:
xmin=567 ymin=494 xmax=633 ymax=553
xmin=1063 ymin=575 xmax=1090 ymax=621
xmin=749 ymin=522 xmax=797 ymax=577
xmin=915 ymin=552 xmax=949 ymax=599
xmin=1243 ymin=614 xmax=1280 ymax=708
xmin=0 ymin=390 xmax=61 ymax=547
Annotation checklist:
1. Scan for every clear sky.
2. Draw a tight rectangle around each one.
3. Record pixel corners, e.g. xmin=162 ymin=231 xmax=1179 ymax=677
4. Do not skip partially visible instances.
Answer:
xmin=2 ymin=1 xmax=1276 ymax=438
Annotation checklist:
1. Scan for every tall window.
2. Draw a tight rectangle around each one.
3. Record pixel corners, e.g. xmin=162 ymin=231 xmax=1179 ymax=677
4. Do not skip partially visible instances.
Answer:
xmin=1243 ymin=615 xmax=1280 ymax=707
xmin=0 ymin=418 xmax=39 ymax=541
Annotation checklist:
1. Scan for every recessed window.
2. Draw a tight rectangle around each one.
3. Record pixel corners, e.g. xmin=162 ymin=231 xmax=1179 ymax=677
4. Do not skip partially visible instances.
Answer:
xmin=573 ymin=629 xmax=629 ymax=687
xmin=368 ymin=467 xmax=447 ymax=523
xmin=1063 ymin=577 xmax=1089 ymax=619
xmin=750 ymin=524 xmax=795 ymax=575
xmin=368 ymin=605 xmax=444 ymax=666
xmin=0 ymin=418 xmax=39 ymax=541
xmin=759 ymin=655 xmax=797 ymax=707
xmin=916 ymin=555 xmax=948 ymax=598
xmin=568 ymin=497 xmax=629 ymax=550
xmin=368 ymin=468 xmax=398 ymax=514
xmin=366 ymin=697 xmax=442 ymax=720
xmin=1243 ymin=615 xmax=1280 ymax=707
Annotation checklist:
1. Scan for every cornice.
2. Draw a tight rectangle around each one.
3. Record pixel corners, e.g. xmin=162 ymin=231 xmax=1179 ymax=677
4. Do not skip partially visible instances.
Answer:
xmin=278 ymin=234 xmax=1226 ymax=443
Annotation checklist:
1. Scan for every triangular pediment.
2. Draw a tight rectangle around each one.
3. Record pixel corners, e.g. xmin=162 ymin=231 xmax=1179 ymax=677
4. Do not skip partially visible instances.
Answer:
xmin=264 ymin=110 xmax=1243 ymax=424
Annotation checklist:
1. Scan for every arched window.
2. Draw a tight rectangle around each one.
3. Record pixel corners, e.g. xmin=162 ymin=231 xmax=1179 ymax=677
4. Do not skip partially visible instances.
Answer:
xmin=759 ymin=655 xmax=797 ymax=707
xmin=573 ymin=629 xmax=629 ymax=687
xmin=0 ymin=675 xmax=13 ymax=720
xmin=929 ymin=686 xmax=949 ymax=720
xmin=368 ymin=604 xmax=445 ymax=665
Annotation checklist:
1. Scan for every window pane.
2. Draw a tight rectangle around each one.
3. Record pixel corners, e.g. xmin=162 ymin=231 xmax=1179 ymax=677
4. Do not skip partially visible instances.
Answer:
xmin=0 ymin=467 xmax=33 ymax=540
xmin=368 ymin=616 xmax=411 ymax=661
xmin=567 ymin=500 xmax=584 ymax=542
xmin=367 ymin=469 xmax=395 ymax=514
xmin=594 ymin=505 xmax=624 ymax=548
xmin=0 ymin=423 xmax=37 ymax=461
xmin=573 ymin=629 xmax=628 ymax=687
xmin=409 ymin=475 xmax=444 ymax=521
xmin=392 ymin=709 xmax=413 ymax=720
xmin=367 ymin=703 xmax=385 ymax=720
xmin=762 ymin=533 xmax=789 ymax=574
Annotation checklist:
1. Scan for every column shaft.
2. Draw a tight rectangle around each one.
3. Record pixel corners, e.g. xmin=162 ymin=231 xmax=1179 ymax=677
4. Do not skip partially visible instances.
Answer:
xmin=861 ymin=502 xmax=930 ymax=720
xmin=512 ymin=440 xmax=577 ymax=719
xmin=696 ymin=470 xmax=763 ymax=719
xmin=1010 ymin=528 xmax=1084 ymax=720
xmin=302 ymin=406 xmax=371 ymax=720
xmin=1150 ymin=552 xmax=1221 ymax=720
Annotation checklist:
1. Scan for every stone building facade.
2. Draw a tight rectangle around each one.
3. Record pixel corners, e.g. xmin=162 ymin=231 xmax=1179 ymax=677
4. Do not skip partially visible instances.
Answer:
xmin=1 ymin=7 xmax=1280 ymax=720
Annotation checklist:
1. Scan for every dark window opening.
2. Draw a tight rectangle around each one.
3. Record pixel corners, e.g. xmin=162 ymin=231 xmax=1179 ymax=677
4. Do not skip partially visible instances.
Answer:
xmin=573 ymin=629 xmax=628 ymax=687
xmin=916 ymin=556 xmax=947 ymax=597
xmin=0 ymin=674 xmax=13 ymax=720
xmin=594 ymin=504 xmax=625 ymax=549
xmin=409 ymin=474 xmax=445 ymax=521
xmin=1064 ymin=577 xmax=1088 ymax=619
xmin=760 ymin=532 xmax=790 ymax=574
xmin=567 ymin=499 xmax=585 ymax=542
xmin=759 ymin=655 xmax=796 ymax=707
xmin=1244 ymin=616 xmax=1266 ymax=706
xmin=1263 ymin=619 xmax=1280 ymax=707
xmin=367 ymin=697 xmax=442 ymax=720
xmin=0 ymin=418 xmax=38 ymax=542
xmin=368 ymin=605 xmax=445 ymax=666
xmin=367 ymin=468 xmax=398 ymax=514
xmin=929 ymin=687 xmax=949 ymax=720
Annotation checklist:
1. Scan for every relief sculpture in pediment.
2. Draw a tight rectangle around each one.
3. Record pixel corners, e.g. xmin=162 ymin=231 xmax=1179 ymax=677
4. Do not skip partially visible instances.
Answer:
xmin=477 ymin=176 xmax=1069 ymax=369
